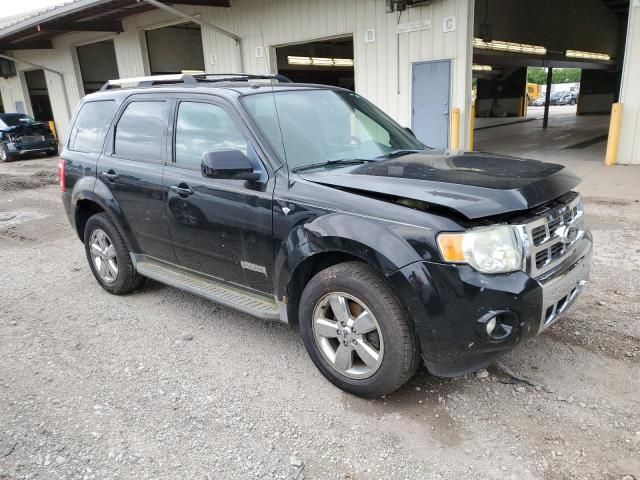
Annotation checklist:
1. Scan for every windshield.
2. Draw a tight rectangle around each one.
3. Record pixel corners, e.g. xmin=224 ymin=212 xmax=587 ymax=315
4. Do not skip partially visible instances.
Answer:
xmin=241 ymin=89 xmax=425 ymax=171
xmin=0 ymin=113 xmax=36 ymax=128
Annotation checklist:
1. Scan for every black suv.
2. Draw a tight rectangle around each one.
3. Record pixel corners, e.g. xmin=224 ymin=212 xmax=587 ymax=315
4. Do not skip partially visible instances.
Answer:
xmin=61 ymin=74 xmax=592 ymax=397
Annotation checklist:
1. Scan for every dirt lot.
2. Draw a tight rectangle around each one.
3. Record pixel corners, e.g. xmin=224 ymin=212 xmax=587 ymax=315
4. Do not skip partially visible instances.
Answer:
xmin=0 ymin=157 xmax=639 ymax=480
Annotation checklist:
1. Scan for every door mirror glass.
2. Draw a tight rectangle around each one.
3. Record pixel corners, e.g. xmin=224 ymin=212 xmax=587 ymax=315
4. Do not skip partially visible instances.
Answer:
xmin=201 ymin=149 xmax=260 ymax=181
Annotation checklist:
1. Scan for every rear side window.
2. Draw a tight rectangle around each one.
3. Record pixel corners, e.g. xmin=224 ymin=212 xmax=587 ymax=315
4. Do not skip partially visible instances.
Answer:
xmin=68 ymin=101 xmax=116 ymax=153
xmin=114 ymin=101 xmax=166 ymax=161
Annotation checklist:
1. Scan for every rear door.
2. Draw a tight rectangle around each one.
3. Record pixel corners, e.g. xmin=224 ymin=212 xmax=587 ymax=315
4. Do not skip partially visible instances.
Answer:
xmin=98 ymin=95 xmax=176 ymax=261
xmin=162 ymin=96 xmax=274 ymax=293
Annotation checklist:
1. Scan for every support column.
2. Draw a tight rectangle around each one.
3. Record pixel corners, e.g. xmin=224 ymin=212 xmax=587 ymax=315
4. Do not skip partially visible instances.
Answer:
xmin=543 ymin=67 xmax=553 ymax=129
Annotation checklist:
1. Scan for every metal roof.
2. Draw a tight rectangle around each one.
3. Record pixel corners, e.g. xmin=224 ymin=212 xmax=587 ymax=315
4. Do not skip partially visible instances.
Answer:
xmin=0 ymin=0 xmax=231 ymax=51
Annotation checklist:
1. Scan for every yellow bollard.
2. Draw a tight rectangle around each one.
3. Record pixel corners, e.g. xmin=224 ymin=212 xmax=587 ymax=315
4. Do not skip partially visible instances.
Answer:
xmin=605 ymin=103 xmax=623 ymax=166
xmin=48 ymin=121 xmax=58 ymax=141
xmin=450 ymin=108 xmax=460 ymax=150
xmin=469 ymin=103 xmax=476 ymax=151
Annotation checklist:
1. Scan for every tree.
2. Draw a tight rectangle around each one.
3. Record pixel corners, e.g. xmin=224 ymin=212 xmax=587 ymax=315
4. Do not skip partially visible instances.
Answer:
xmin=527 ymin=67 xmax=581 ymax=85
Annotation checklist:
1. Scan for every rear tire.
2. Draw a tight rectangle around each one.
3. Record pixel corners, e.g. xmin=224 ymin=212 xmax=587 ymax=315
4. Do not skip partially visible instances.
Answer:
xmin=299 ymin=262 xmax=420 ymax=398
xmin=84 ymin=213 xmax=144 ymax=295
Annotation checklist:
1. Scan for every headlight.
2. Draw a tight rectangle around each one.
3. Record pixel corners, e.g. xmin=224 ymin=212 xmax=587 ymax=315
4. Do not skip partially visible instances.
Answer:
xmin=437 ymin=225 xmax=523 ymax=274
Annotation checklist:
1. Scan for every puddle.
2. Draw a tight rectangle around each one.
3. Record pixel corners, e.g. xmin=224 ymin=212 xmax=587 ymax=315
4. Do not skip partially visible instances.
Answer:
xmin=0 ymin=211 xmax=47 ymax=228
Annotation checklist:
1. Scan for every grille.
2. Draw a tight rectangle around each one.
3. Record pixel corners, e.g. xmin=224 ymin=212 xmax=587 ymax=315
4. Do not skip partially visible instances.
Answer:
xmin=523 ymin=192 xmax=584 ymax=277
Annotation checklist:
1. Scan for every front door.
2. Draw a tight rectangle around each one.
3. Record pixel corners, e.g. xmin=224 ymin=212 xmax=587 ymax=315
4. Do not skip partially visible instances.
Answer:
xmin=412 ymin=60 xmax=451 ymax=149
xmin=163 ymin=98 xmax=274 ymax=293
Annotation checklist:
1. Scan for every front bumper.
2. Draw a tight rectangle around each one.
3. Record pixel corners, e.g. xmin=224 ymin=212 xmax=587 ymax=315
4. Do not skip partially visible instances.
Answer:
xmin=388 ymin=232 xmax=593 ymax=377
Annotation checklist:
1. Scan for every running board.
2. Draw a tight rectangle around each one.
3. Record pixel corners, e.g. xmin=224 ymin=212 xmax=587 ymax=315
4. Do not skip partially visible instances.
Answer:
xmin=131 ymin=254 xmax=281 ymax=321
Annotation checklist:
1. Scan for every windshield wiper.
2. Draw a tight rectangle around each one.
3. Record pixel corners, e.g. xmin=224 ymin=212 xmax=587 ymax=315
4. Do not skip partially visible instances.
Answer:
xmin=376 ymin=149 xmax=423 ymax=159
xmin=291 ymin=159 xmax=373 ymax=173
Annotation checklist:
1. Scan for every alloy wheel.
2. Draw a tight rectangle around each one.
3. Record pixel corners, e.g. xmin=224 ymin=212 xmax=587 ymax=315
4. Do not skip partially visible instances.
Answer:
xmin=89 ymin=228 xmax=118 ymax=284
xmin=312 ymin=292 xmax=384 ymax=379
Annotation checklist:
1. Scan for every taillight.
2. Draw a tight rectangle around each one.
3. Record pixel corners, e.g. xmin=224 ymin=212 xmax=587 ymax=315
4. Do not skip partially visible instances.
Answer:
xmin=58 ymin=158 xmax=66 ymax=192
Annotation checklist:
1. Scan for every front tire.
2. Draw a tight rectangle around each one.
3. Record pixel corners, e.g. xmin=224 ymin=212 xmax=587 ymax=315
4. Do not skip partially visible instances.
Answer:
xmin=0 ymin=144 xmax=14 ymax=162
xmin=299 ymin=262 xmax=420 ymax=398
xmin=84 ymin=213 xmax=143 ymax=295
xmin=46 ymin=145 xmax=58 ymax=157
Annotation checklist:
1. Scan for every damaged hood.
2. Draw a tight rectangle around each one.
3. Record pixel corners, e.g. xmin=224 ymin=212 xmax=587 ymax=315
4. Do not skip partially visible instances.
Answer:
xmin=298 ymin=150 xmax=580 ymax=219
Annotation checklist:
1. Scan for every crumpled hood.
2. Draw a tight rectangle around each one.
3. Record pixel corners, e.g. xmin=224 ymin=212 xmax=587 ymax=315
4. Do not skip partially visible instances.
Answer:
xmin=0 ymin=122 xmax=51 ymax=135
xmin=298 ymin=150 xmax=580 ymax=219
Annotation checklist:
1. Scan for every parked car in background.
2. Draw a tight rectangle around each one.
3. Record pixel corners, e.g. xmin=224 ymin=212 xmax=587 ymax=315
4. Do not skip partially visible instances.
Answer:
xmin=557 ymin=92 xmax=579 ymax=106
xmin=0 ymin=113 xmax=58 ymax=162
xmin=532 ymin=95 xmax=547 ymax=107
xmin=548 ymin=92 xmax=566 ymax=106
xmin=60 ymin=74 xmax=592 ymax=398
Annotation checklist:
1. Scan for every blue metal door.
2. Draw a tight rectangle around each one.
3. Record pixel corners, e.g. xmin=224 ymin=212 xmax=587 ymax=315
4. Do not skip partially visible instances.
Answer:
xmin=412 ymin=60 xmax=451 ymax=149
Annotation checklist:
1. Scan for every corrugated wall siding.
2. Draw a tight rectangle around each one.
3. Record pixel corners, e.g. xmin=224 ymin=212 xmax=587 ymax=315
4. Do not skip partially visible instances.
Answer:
xmin=0 ymin=0 xmax=474 ymax=146
xmin=618 ymin=4 xmax=640 ymax=165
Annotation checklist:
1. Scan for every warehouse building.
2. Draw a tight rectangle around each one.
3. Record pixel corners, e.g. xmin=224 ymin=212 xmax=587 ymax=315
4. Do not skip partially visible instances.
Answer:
xmin=0 ymin=0 xmax=638 ymax=165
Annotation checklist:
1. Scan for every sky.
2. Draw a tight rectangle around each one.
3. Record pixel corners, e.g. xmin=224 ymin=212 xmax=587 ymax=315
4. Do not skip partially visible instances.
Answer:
xmin=0 ymin=0 xmax=71 ymax=19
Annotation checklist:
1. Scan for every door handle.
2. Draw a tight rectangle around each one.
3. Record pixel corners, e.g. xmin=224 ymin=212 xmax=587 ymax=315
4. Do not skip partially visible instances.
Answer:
xmin=102 ymin=170 xmax=118 ymax=182
xmin=170 ymin=185 xmax=194 ymax=197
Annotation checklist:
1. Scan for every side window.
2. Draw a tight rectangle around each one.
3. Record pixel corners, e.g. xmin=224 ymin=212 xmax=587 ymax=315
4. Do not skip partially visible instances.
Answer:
xmin=114 ymin=101 xmax=166 ymax=161
xmin=175 ymin=102 xmax=248 ymax=169
xmin=68 ymin=101 xmax=116 ymax=153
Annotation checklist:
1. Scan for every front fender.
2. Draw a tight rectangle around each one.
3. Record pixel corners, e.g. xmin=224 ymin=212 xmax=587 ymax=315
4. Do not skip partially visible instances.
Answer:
xmin=275 ymin=212 xmax=425 ymax=300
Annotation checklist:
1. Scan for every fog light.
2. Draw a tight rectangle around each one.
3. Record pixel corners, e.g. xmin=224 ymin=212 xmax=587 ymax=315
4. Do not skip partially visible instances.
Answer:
xmin=476 ymin=310 xmax=518 ymax=342
xmin=486 ymin=316 xmax=497 ymax=336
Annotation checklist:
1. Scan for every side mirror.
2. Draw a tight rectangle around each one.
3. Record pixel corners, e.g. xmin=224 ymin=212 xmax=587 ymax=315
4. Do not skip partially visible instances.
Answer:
xmin=201 ymin=149 xmax=261 ymax=181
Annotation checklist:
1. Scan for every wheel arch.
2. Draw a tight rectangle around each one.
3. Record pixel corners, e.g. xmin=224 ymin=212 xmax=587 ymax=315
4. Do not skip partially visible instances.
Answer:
xmin=277 ymin=214 xmax=424 ymax=325
xmin=73 ymin=195 xmax=136 ymax=252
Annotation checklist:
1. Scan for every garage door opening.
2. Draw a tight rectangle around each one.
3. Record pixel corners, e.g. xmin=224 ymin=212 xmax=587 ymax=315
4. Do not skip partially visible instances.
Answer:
xmin=24 ymin=69 xmax=53 ymax=123
xmin=275 ymin=36 xmax=354 ymax=90
xmin=145 ymin=22 xmax=205 ymax=75
xmin=472 ymin=0 xmax=629 ymax=163
xmin=77 ymin=40 xmax=119 ymax=94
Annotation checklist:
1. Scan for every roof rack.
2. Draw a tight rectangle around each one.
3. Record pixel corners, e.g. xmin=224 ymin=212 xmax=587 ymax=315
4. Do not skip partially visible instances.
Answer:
xmin=99 ymin=73 xmax=292 ymax=91
xmin=192 ymin=73 xmax=292 ymax=83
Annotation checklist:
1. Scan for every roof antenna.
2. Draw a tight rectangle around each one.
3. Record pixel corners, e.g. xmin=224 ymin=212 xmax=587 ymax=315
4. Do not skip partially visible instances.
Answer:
xmin=257 ymin=18 xmax=290 ymax=183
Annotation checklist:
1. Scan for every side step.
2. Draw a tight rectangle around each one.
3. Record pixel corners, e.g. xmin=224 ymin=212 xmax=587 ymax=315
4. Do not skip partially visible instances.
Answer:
xmin=131 ymin=255 xmax=280 ymax=321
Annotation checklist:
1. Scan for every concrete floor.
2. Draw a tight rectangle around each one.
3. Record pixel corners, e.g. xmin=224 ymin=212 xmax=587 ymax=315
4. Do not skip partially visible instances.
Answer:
xmin=474 ymin=106 xmax=640 ymax=201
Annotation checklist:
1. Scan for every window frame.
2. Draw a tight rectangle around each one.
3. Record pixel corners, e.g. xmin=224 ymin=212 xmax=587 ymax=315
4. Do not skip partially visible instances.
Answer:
xmin=66 ymin=100 xmax=117 ymax=154
xmin=107 ymin=94 xmax=169 ymax=164
xmin=168 ymin=94 xmax=269 ymax=177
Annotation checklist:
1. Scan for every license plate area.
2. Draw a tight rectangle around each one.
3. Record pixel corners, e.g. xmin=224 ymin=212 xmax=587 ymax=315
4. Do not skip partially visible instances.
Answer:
xmin=538 ymin=253 xmax=591 ymax=333
xmin=21 ymin=135 xmax=45 ymax=144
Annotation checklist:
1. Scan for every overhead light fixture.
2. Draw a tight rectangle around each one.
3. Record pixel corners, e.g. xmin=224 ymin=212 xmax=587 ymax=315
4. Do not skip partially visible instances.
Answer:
xmin=566 ymin=49 xmax=611 ymax=61
xmin=472 ymin=64 xmax=492 ymax=72
xmin=473 ymin=38 xmax=546 ymax=55
xmin=287 ymin=56 xmax=354 ymax=67
xmin=287 ymin=56 xmax=312 ymax=65
xmin=310 ymin=57 xmax=334 ymax=66
xmin=333 ymin=58 xmax=354 ymax=67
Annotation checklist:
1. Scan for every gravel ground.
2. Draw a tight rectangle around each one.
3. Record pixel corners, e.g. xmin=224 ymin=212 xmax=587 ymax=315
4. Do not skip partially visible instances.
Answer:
xmin=1 ymin=157 xmax=639 ymax=480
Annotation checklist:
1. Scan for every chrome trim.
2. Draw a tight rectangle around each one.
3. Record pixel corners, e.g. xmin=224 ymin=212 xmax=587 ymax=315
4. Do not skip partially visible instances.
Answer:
xmin=538 ymin=250 xmax=591 ymax=333
xmin=521 ymin=192 xmax=584 ymax=278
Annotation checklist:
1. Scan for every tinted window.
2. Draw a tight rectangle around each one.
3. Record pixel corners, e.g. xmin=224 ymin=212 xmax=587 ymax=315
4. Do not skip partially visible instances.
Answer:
xmin=175 ymin=102 xmax=248 ymax=169
xmin=69 ymin=101 xmax=116 ymax=153
xmin=115 ymin=101 xmax=166 ymax=161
